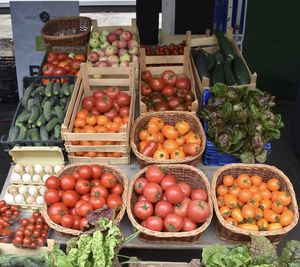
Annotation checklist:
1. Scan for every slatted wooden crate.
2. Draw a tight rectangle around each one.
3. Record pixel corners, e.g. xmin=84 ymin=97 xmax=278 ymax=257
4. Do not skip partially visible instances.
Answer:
xmin=61 ymin=63 xmax=135 ymax=164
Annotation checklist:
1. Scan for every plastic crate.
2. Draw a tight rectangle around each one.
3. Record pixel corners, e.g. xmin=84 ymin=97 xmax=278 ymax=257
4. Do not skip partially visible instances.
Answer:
xmin=0 ymin=56 xmax=16 ymax=78
xmin=0 ymin=57 xmax=18 ymax=103
xmin=200 ymin=89 xmax=271 ymax=166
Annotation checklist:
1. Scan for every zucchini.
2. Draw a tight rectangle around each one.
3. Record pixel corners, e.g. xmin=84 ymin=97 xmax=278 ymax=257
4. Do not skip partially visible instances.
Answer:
xmin=53 ymin=82 xmax=61 ymax=96
xmin=212 ymin=61 xmax=225 ymax=85
xmin=46 ymin=118 xmax=59 ymax=132
xmin=223 ymin=58 xmax=237 ymax=86
xmin=31 ymin=86 xmax=45 ymax=97
xmin=16 ymin=110 xmax=30 ymax=123
xmin=21 ymin=83 xmax=34 ymax=107
xmin=7 ymin=125 xmax=20 ymax=141
xmin=16 ymin=123 xmax=27 ymax=140
xmin=36 ymin=114 xmax=46 ymax=127
xmin=28 ymin=104 xmax=40 ymax=124
xmin=62 ymin=83 xmax=70 ymax=96
xmin=55 ymin=105 xmax=64 ymax=123
xmin=40 ymin=126 xmax=49 ymax=141
xmin=215 ymin=31 xmax=236 ymax=61
xmin=43 ymin=101 xmax=52 ymax=122
xmin=45 ymin=82 xmax=54 ymax=97
xmin=50 ymin=96 xmax=59 ymax=106
xmin=191 ymin=49 xmax=210 ymax=79
xmin=54 ymin=124 xmax=61 ymax=139
xmin=233 ymin=55 xmax=251 ymax=85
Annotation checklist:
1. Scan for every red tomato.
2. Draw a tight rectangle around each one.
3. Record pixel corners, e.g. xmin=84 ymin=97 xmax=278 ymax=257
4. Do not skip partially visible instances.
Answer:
xmin=60 ymin=175 xmax=76 ymax=190
xmin=75 ymin=199 xmax=88 ymax=210
xmin=73 ymin=216 xmax=81 ymax=230
xmin=90 ymin=185 xmax=108 ymax=199
xmin=162 ymin=85 xmax=176 ymax=96
xmin=62 ymin=190 xmax=80 ymax=207
xmin=75 ymin=179 xmax=91 ymax=195
xmin=141 ymin=70 xmax=152 ymax=82
xmin=23 ymin=237 xmax=32 ymax=246
xmin=141 ymin=220 xmax=147 ymax=228
xmin=173 ymin=197 xmax=191 ymax=218
xmin=111 ymin=183 xmax=124 ymax=195
xmin=95 ymin=95 xmax=113 ymax=113
xmin=33 ymin=229 xmax=41 ymax=238
xmin=176 ymin=77 xmax=191 ymax=90
xmin=80 ymin=218 xmax=88 ymax=230
xmin=32 ymin=211 xmax=41 ymax=218
xmin=177 ymin=182 xmax=192 ymax=197
xmin=91 ymin=165 xmax=103 ymax=179
xmin=187 ymin=200 xmax=210 ymax=223
xmin=13 ymin=235 xmax=23 ymax=245
xmin=101 ymin=173 xmax=117 ymax=188
xmin=82 ymin=96 xmax=95 ymax=111
xmin=191 ymin=189 xmax=208 ymax=201
xmin=90 ymin=197 xmax=106 ymax=209
xmin=70 ymin=207 xmax=77 ymax=216
xmin=133 ymin=201 xmax=154 ymax=220
xmin=61 ymin=214 xmax=74 ymax=228
xmin=36 ymin=217 xmax=45 ymax=225
xmin=75 ymin=202 xmax=93 ymax=217
xmin=81 ymin=194 xmax=90 ymax=202
xmin=182 ymin=218 xmax=197 ymax=232
xmin=154 ymin=201 xmax=173 ymax=218
xmin=150 ymin=78 xmax=164 ymax=91
xmin=164 ymin=213 xmax=183 ymax=232
xmin=78 ymin=165 xmax=92 ymax=180
xmin=107 ymin=194 xmax=123 ymax=211
xmin=45 ymin=176 xmax=60 ymax=189
xmin=117 ymin=92 xmax=131 ymax=107
xmin=161 ymin=70 xmax=177 ymax=86
xmin=73 ymin=172 xmax=80 ymax=180
xmin=93 ymin=90 xmax=105 ymax=99
xmin=48 ymin=202 xmax=69 ymax=224
xmin=104 ymin=108 xmax=118 ymax=120
xmin=145 ymin=166 xmax=165 ymax=183
xmin=160 ymin=175 xmax=177 ymax=191
xmin=105 ymin=86 xmax=120 ymax=100
xmin=138 ymin=195 xmax=147 ymax=202
xmin=134 ymin=178 xmax=148 ymax=194
xmin=37 ymin=237 xmax=45 ymax=246
xmin=21 ymin=218 xmax=29 ymax=227
xmin=0 ymin=200 xmax=5 ymax=208
xmin=120 ymin=106 xmax=130 ymax=118
xmin=145 ymin=216 xmax=164 ymax=231
xmin=35 ymin=224 xmax=43 ymax=231
xmin=44 ymin=189 xmax=60 ymax=204
xmin=165 ymin=184 xmax=184 ymax=204
xmin=90 ymin=179 xmax=101 ymax=187
xmin=24 ymin=228 xmax=33 ymax=237
xmin=141 ymin=83 xmax=152 ymax=96
xmin=143 ymin=183 xmax=163 ymax=203
xmin=15 ymin=229 xmax=24 ymax=237
xmin=28 ymin=217 xmax=36 ymax=224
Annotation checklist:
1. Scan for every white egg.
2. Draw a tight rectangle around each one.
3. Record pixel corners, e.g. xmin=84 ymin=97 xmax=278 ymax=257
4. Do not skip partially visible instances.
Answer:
xmin=42 ymin=174 xmax=50 ymax=183
xmin=26 ymin=195 xmax=36 ymax=205
xmin=11 ymin=172 xmax=22 ymax=182
xmin=39 ymin=187 xmax=46 ymax=196
xmin=22 ymin=173 xmax=32 ymax=183
xmin=15 ymin=194 xmax=25 ymax=204
xmin=18 ymin=186 xmax=28 ymax=194
xmin=34 ymin=164 xmax=43 ymax=174
xmin=28 ymin=186 xmax=38 ymax=196
xmin=5 ymin=193 xmax=14 ymax=204
xmin=36 ymin=196 xmax=44 ymax=205
xmin=14 ymin=164 xmax=24 ymax=173
xmin=8 ymin=186 xmax=18 ymax=195
xmin=44 ymin=165 xmax=54 ymax=174
xmin=32 ymin=174 xmax=42 ymax=183
xmin=54 ymin=164 xmax=63 ymax=174
xmin=24 ymin=165 xmax=33 ymax=173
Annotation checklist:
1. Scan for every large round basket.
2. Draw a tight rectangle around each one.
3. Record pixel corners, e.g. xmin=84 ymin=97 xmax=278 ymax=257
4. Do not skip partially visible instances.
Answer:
xmin=127 ymin=164 xmax=213 ymax=242
xmin=130 ymin=111 xmax=206 ymax=167
xmin=41 ymin=16 xmax=92 ymax=46
xmin=212 ymin=163 xmax=299 ymax=243
xmin=42 ymin=163 xmax=128 ymax=236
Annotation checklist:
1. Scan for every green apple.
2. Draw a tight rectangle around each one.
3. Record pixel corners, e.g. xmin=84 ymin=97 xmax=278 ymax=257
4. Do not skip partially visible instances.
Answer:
xmin=91 ymin=31 xmax=100 ymax=39
xmin=100 ymin=40 xmax=109 ymax=49
xmin=101 ymin=30 xmax=110 ymax=36
xmin=99 ymin=35 xmax=107 ymax=43
xmin=120 ymin=53 xmax=130 ymax=63
xmin=89 ymin=38 xmax=100 ymax=48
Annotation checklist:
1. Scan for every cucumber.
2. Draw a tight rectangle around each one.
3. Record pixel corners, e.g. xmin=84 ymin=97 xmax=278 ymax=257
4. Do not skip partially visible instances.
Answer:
xmin=233 ymin=55 xmax=251 ymax=85
xmin=54 ymin=124 xmax=61 ymax=139
xmin=215 ymin=31 xmax=236 ymax=61
xmin=59 ymin=97 xmax=67 ymax=108
xmin=36 ymin=114 xmax=46 ymax=127
xmin=46 ymin=118 xmax=59 ymax=132
xmin=212 ymin=61 xmax=225 ymax=85
xmin=16 ymin=123 xmax=27 ymax=140
xmin=214 ymin=50 xmax=224 ymax=63
xmin=61 ymin=83 xmax=70 ymax=96
xmin=25 ymin=130 xmax=31 ymax=141
xmin=206 ymin=52 xmax=215 ymax=71
xmin=29 ymin=128 xmax=42 ymax=146
xmin=223 ymin=58 xmax=237 ymax=86
xmin=50 ymin=96 xmax=59 ymax=106
xmin=41 ymin=96 xmax=50 ymax=108
xmin=21 ymin=83 xmax=34 ymax=107
xmin=7 ymin=125 xmax=20 ymax=141
xmin=53 ymin=82 xmax=61 ymax=96
xmin=27 ymin=98 xmax=34 ymax=110
xmin=43 ymin=101 xmax=52 ymax=122
xmin=16 ymin=110 xmax=31 ymax=123
xmin=45 ymin=82 xmax=54 ymax=97
xmin=51 ymin=110 xmax=57 ymax=117
xmin=40 ymin=126 xmax=49 ymax=141
xmin=69 ymin=84 xmax=74 ymax=95
xmin=192 ymin=49 xmax=210 ymax=79
xmin=28 ymin=104 xmax=40 ymax=124
xmin=55 ymin=105 xmax=64 ymax=123
xmin=49 ymin=133 xmax=56 ymax=140
xmin=31 ymin=86 xmax=45 ymax=97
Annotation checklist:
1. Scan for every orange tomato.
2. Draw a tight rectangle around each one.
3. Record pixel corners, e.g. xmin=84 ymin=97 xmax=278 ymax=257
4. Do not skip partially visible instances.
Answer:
xmin=71 ymin=141 xmax=80 ymax=145
xmin=112 ymin=152 xmax=122 ymax=157
xmin=251 ymin=175 xmax=262 ymax=186
xmin=220 ymin=206 xmax=231 ymax=219
xmin=96 ymin=152 xmax=106 ymax=157
xmin=153 ymin=149 xmax=169 ymax=160
xmin=257 ymin=218 xmax=269 ymax=231
xmin=242 ymin=204 xmax=255 ymax=219
xmin=228 ymin=186 xmax=241 ymax=198
xmin=162 ymin=125 xmax=178 ymax=140
xmin=105 ymin=141 xmax=115 ymax=145
xmin=175 ymin=121 xmax=190 ymax=136
xmin=113 ymin=116 xmax=123 ymax=124
xmin=86 ymin=114 xmax=97 ymax=126
xmin=238 ymin=189 xmax=252 ymax=203
xmin=84 ymin=151 xmax=97 ymax=157
xmin=184 ymin=131 xmax=194 ymax=141
xmin=268 ymin=223 xmax=283 ymax=231
xmin=97 ymin=115 xmax=109 ymax=125
xmin=259 ymin=182 xmax=268 ymax=190
xmin=75 ymin=151 xmax=84 ymax=156
xmin=226 ymin=218 xmax=237 ymax=226
xmin=84 ymin=126 xmax=97 ymax=133
xmin=260 ymin=188 xmax=272 ymax=200
xmin=224 ymin=194 xmax=239 ymax=209
xmin=231 ymin=208 xmax=244 ymax=223
xmin=217 ymin=196 xmax=225 ymax=207
xmin=271 ymin=201 xmax=284 ymax=214
xmin=267 ymin=178 xmax=281 ymax=192
xmin=236 ymin=173 xmax=251 ymax=189
xmin=93 ymin=140 xmax=105 ymax=146
xmin=96 ymin=126 xmax=108 ymax=133
xmin=77 ymin=109 xmax=88 ymax=119
xmin=255 ymin=208 xmax=264 ymax=220
xmin=106 ymin=152 xmax=114 ymax=157
xmin=186 ymin=133 xmax=201 ymax=145
xmin=110 ymin=122 xmax=120 ymax=132
xmin=80 ymin=140 xmax=92 ymax=146
xmin=122 ymin=115 xmax=129 ymax=124
xmin=176 ymin=136 xmax=185 ymax=146
xmin=216 ymin=185 xmax=228 ymax=196
xmin=157 ymin=132 xmax=165 ymax=144
xmin=271 ymin=191 xmax=280 ymax=202
xmin=139 ymin=141 xmax=147 ymax=151
xmin=276 ymin=192 xmax=292 ymax=206
xmin=252 ymin=192 xmax=262 ymax=202
xmin=73 ymin=128 xmax=81 ymax=133
xmin=249 ymin=185 xmax=259 ymax=194
xmin=170 ymin=149 xmax=186 ymax=160
xmin=74 ymin=118 xmax=86 ymax=128
xmin=263 ymin=209 xmax=280 ymax=223
xmin=248 ymin=197 xmax=260 ymax=208
xmin=147 ymin=121 xmax=160 ymax=134
xmin=74 ymin=53 xmax=86 ymax=61
xmin=139 ymin=130 xmax=148 ymax=141
xmin=163 ymin=140 xmax=179 ymax=154
xmin=280 ymin=209 xmax=294 ymax=226
xmin=157 ymin=143 xmax=163 ymax=149
xmin=150 ymin=117 xmax=164 ymax=129
xmin=223 ymin=175 xmax=235 ymax=187
xmin=259 ymin=199 xmax=272 ymax=210
xmin=238 ymin=223 xmax=258 ymax=231
xmin=146 ymin=132 xmax=159 ymax=142
xmin=105 ymin=121 xmax=112 ymax=131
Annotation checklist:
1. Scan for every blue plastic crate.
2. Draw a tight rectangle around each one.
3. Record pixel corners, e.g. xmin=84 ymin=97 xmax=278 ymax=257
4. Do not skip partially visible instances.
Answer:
xmin=200 ymin=89 xmax=271 ymax=166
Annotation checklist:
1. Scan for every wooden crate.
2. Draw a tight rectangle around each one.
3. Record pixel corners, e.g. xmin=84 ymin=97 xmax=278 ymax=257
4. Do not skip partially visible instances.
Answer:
xmin=158 ymin=29 xmax=210 ymax=44
xmin=139 ymin=46 xmax=199 ymax=114
xmin=129 ymin=259 xmax=201 ymax=267
xmin=61 ymin=63 xmax=135 ymax=164
xmin=188 ymin=28 xmax=257 ymax=98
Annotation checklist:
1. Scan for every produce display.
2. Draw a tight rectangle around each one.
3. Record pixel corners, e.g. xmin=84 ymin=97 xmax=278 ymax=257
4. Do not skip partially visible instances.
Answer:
xmin=132 ymin=165 xmax=210 ymax=232
xmin=12 ymin=211 xmax=49 ymax=249
xmin=200 ymin=84 xmax=284 ymax=163
xmin=88 ymin=28 xmax=138 ymax=67
xmin=42 ymin=51 xmax=86 ymax=76
xmin=143 ymin=41 xmax=186 ymax=56
xmin=44 ymin=164 xmax=125 ymax=230
xmin=0 ymin=200 xmax=19 ymax=243
xmin=138 ymin=116 xmax=202 ymax=160
xmin=7 ymin=79 xmax=74 ymax=143
xmin=140 ymin=69 xmax=195 ymax=112
xmin=192 ymin=31 xmax=250 ymax=86
xmin=216 ymin=173 xmax=295 ymax=231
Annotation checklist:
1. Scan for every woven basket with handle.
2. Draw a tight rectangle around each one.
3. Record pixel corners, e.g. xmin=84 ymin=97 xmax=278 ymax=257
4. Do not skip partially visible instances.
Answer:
xmin=212 ymin=163 xmax=299 ymax=243
xmin=127 ymin=164 xmax=213 ymax=242
xmin=42 ymin=163 xmax=128 ymax=236
xmin=41 ymin=16 xmax=92 ymax=46
xmin=130 ymin=111 xmax=206 ymax=167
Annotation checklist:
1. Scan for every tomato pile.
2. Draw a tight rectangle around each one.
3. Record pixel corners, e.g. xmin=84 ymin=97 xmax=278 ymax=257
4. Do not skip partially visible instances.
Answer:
xmin=217 ymin=174 xmax=295 ymax=231
xmin=132 ymin=166 xmax=210 ymax=232
xmin=12 ymin=211 xmax=49 ymax=249
xmin=138 ymin=117 xmax=201 ymax=160
xmin=42 ymin=51 xmax=86 ymax=76
xmin=141 ymin=70 xmax=194 ymax=112
xmin=143 ymin=41 xmax=186 ymax=56
xmin=44 ymin=165 xmax=124 ymax=230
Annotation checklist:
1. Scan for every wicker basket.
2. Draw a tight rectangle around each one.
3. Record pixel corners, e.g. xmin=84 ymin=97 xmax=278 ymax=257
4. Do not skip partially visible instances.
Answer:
xmin=42 ymin=163 xmax=128 ymax=236
xmin=41 ymin=16 xmax=92 ymax=46
xmin=127 ymin=164 xmax=213 ymax=242
xmin=212 ymin=163 xmax=299 ymax=243
xmin=130 ymin=111 xmax=206 ymax=167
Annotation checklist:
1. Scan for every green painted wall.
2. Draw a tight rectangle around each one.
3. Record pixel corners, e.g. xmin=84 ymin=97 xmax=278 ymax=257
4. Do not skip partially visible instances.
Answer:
xmin=243 ymin=1 xmax=300 ymax=100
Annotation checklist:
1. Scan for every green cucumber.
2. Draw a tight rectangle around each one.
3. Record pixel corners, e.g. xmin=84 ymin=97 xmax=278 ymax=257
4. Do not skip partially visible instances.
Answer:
xmin=7 ymin=125 xmax=20 ymax=141
xmin=50 ymin=96 xmax=59 ymax=106
xmin=31 ymin=86 xmax=45 ymax=97
xmin=16 ymin=110 xmax=31 ymax=123
xmin=29 ymin=128 xmax=42 ymax=146
xmin=46 ymin=118 xmax=59 ymax=132
xmin=25 ymin=130 xmax=31 ymax=141
xmin=55 ymin=105 xmax=64 ymax=123
xmin=233 ymin=55 xmax=251 ymax=85
xmin=192 ymin=49 xmax=210 ymax=79
xmin=215 ymin=31 xmax=236 ymax=61
xmin=32 ymin=96 xmax=42 ymax=114
xmin=43 ymin=101 xmax=52 ymax=122
xmin=54 ymin=124 xmax=61 ymax=139
xmin=21 ymin=83 xmax=34 ymax=107
xmin=28 ymin=104 xmax=40 ymax=124
xmin=16 ymin=123 xmax=27 ymax=140
xmin=212 ymin=61 xmax=225 ymax=85
xmin=41 ymin=96 xmax=50 ymax=108
xmin=36 ymin=114 xmax=46 ymax=127
xmin=40 ymin=126 xmax=49 ymax=141
xmin=61 ymin=83 xmax=70 ymax=96
xmin=45 ymin=82 xmax=54 ymax=97
xmin=223 ymin=58 xmax=237 ymax=86
xmin=53 ymin=82 xmax=61 ymax=96
xmin=206 ymin=52 xmax=215 ymax=70
xmin=49 ymin=133 xmax=56 ymax=140
xmin=27 ymin=98 xmax=34 ymax=110
xmin=59 ymin=97 xmax=67 ymax=108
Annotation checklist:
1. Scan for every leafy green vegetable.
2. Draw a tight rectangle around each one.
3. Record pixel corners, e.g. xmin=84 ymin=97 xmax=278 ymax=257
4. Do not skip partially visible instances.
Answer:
xmin=278 ymin=240 xmax=300 ymax=267
xmin=92 ymin=231 xmax=106 ymax=267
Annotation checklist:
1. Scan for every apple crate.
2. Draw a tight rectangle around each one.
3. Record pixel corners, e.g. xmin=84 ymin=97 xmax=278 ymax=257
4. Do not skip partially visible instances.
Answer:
xmin=61 ymin=63 xmax=135 ymax=164
xmin=188 ymin=28 xmax=257 ymax=99
xmin=139 ymin=46 xmax=199 ymax=114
